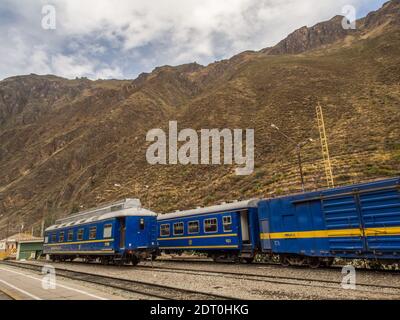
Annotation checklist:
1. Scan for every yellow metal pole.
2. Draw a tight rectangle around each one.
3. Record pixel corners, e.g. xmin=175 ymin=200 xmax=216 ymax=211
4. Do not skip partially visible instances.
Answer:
xmin=316 ymin=103 xmax=335 ymax=188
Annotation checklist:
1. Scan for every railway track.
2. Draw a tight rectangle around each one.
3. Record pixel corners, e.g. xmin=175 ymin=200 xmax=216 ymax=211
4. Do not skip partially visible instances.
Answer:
xmin=134 ymin=264 xmax=400 ymax=297
xmin=4 ymin=259 xmax=400 ymax=299
xmin=156 ymin=257 xmax=400 ymax=274
xmin=0 ymin=261 xmax=237 ymax=300
xmin=10 ymin=259 xmax=400 ymax=297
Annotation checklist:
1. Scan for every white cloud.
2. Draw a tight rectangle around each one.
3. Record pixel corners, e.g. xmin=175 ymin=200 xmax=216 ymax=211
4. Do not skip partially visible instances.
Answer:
xmin=0 ymin=0 xmax=386 ymax=80
xmin=30 ymin=47 xmax=53 ymax=75
xmin=51 ymin=54 xmax=95 ymax=79
xmin=94 ymin=67 xmax=123 ymax=79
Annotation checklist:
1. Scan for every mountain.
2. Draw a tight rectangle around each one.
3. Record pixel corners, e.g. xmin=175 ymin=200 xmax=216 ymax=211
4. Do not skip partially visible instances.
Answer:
xmin=0 ymin=1 xmax=400 ymax=236
xmin=263 ymin=0 xmax=400 ymax=55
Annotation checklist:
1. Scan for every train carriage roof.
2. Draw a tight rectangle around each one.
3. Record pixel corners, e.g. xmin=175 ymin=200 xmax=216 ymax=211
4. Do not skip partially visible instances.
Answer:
xmin=158 ymin=199 xmax=260 ymax=220
xmin=259 ymin=177 xmax=400 ymax=203
xmin=46 ymin=198 xmax=156 ymax=231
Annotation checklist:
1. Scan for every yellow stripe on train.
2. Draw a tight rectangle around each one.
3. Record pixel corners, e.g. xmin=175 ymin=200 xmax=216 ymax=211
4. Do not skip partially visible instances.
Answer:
xmin=157 ymin=233 xmax=238 ymax=241
xmin=159 ymin=245 xmax=239 ymax=249
xmin=45 ymin=239 xmax=114 ymax=246
xmin=364 ymin=226 xmax=400 ymax=236
xmin=260 ymin=226 xmax=400 ymax=240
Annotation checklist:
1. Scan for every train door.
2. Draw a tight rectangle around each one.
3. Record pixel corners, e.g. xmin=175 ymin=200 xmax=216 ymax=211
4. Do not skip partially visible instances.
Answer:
xmin=259 ymin=219 xmax=271 ymax=250
xmin=137 ymin=217 xmax=147 ymax=245
xmin=119 ymin=217 xmax=126 ymax=249
xmin=240 ymin=210 xmax=251 ymax=244
xmin=321 ymin=194 xmax=366 ymax=253
xmin=358 ymin=186 xmax=400 ymax=253
xmin=257 ymin=200 xmax=272 ymax=251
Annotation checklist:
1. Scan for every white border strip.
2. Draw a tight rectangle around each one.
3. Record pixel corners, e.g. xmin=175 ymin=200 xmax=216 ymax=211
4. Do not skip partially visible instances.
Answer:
xmin=0 ymin=278 xmax=42 ymax=300
xmin=0 ymin=266 xmax=108 ymax=300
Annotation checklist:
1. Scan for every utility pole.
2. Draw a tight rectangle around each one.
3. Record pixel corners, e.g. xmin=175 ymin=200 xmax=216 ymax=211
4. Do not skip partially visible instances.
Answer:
xmin=271 ymin=124 xmax=314 ymax=192
xmin=145 ymin=185 xmax=151 ymax=209
xmin=41 ymin=219 xmax=45 ymax=238
xmin=296 ymin=145 xmax=305 ymax=192
xmin=5 ymin=220 xmax=9 ymax=252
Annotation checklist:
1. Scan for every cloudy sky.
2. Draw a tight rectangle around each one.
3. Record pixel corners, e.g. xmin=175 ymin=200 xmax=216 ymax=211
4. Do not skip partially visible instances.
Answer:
xmin=0 ymin=0 xmax=388 ymax=80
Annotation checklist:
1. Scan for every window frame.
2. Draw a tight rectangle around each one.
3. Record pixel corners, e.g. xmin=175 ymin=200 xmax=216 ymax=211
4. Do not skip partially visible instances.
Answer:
xmin=77 ymin=228 xmax=84 ymax=241
xmin=188 ymin=220 xmax=200 ymax=234
xmin=160 ymin=224 xmax=170 ymax=237
xmin=173 ymin=222 xmax=184 ymax=236
xmin=223 ymin=215 xmax=233 ymax=232
xmin=204 ymin=218 xmax=218 ymax=233
xmin=59 ymin=231 xmax=65 ymax=243
xmin=67 ymin=230 xmax=74 ymax=242
xmin=51 ymin=233 xmax=57 ymax=243
xmin=89 ymin=226 xmax=97 ymax=240
xmin=103 ymin=224 xmax=113 ymax=239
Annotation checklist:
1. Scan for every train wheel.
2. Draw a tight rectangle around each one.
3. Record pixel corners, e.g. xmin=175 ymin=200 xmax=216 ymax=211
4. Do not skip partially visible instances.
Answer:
xmin=308 ymin=258 xmax=321 ymax=269
xmin=131 ymin=256 xmax=140 ymax=266
xmin=240 ymin=257 xmax=254 ymax=264
xmin=323 ymin=258 xmax=334 ymax=267
xmin=280 ymin=256 xmax=290 ymax=267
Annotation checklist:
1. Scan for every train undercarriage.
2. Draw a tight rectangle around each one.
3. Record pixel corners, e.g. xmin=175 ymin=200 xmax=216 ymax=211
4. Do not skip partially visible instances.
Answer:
xmin=49 ymin=250 xmax=156 ymax=266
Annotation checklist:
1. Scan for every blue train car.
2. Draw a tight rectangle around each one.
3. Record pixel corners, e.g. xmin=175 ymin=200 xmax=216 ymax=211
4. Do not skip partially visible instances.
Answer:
xmin=43 ymin=199 xmax=158 ymax=265
xmin=258 ymin=177 xmax=400 ymax=267
xmin=157 ymin=200 xmax=260 ymax=262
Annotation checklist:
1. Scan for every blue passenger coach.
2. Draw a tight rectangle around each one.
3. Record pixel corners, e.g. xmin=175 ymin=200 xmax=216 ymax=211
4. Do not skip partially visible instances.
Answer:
xmin=258 ymin=177 xmax=400 ymax=267
xmin=43 ymin=199 xmax=158 ymax=265
xmin=157 ymin=200 xmax=260 ymax=262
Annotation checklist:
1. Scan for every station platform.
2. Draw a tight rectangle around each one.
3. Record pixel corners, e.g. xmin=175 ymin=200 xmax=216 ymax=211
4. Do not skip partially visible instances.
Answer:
xmin=0 ymin=290 xmax=12 ymax=300
xmin=0 ymin=265 xmax=121 ymax=300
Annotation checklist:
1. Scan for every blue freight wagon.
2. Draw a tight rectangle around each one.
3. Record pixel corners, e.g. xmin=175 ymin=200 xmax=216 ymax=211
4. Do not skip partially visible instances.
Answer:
xmin=157 ymin=200 xmax=260 ymax=262
xmin=258 ymin=177 xmax=400 ymax=267
xmin=43 ymin=198 xmax=158 ymax=265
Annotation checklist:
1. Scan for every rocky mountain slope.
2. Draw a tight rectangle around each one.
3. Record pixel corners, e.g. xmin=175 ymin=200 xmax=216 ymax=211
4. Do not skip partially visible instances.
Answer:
xmin=0 ymin=1 xmax=399 ymax=236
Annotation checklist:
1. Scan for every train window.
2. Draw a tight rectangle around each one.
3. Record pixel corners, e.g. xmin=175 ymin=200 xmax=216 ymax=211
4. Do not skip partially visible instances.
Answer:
xmin=59 ymin=232 xmax=65 ymax=242
xmin=77 ymin=229 xmax=84 ymax=241
xmin=223 ymin=216 xmax=232 ymax=232
xmin=188 ymin=221 xmax=199 ymax=234
xmin=89 ymin=227 xmax=97 ymax=240
xmin=103 ymin=224 xmax=112 ymax=238
xmin=139 ymin=218 xmax=145 ymax=230
xmin=160 ymin=224 xmax=170 ymax=237
xmin=173 ymin=222 xmax=184 ymax=235
xmin=67 ymin=230 xmax=74 ymax=241
xmin=51 ymin=234 xmax=56 ymax=243
xmin=204 ymin=218 xmax=217 ymax=233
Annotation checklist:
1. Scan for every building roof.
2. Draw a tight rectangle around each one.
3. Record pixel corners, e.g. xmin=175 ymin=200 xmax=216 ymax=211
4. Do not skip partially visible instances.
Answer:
xmin=0 ymin=233 xmax=43 ymax=243
xmin=18 ymin=239 xmax=44 ymax=244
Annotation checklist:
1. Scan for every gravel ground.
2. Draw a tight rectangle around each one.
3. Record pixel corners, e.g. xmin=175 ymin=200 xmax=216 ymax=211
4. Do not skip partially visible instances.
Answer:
xmin=152 ymin=258 xmax=399 ymax=287
xmin=18 ymin=259 xmax=400 ymax=300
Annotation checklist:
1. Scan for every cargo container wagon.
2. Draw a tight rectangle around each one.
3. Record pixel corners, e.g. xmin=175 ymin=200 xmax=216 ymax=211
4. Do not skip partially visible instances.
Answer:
xmin=258 ymin=177 xmax=400 ymax=268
